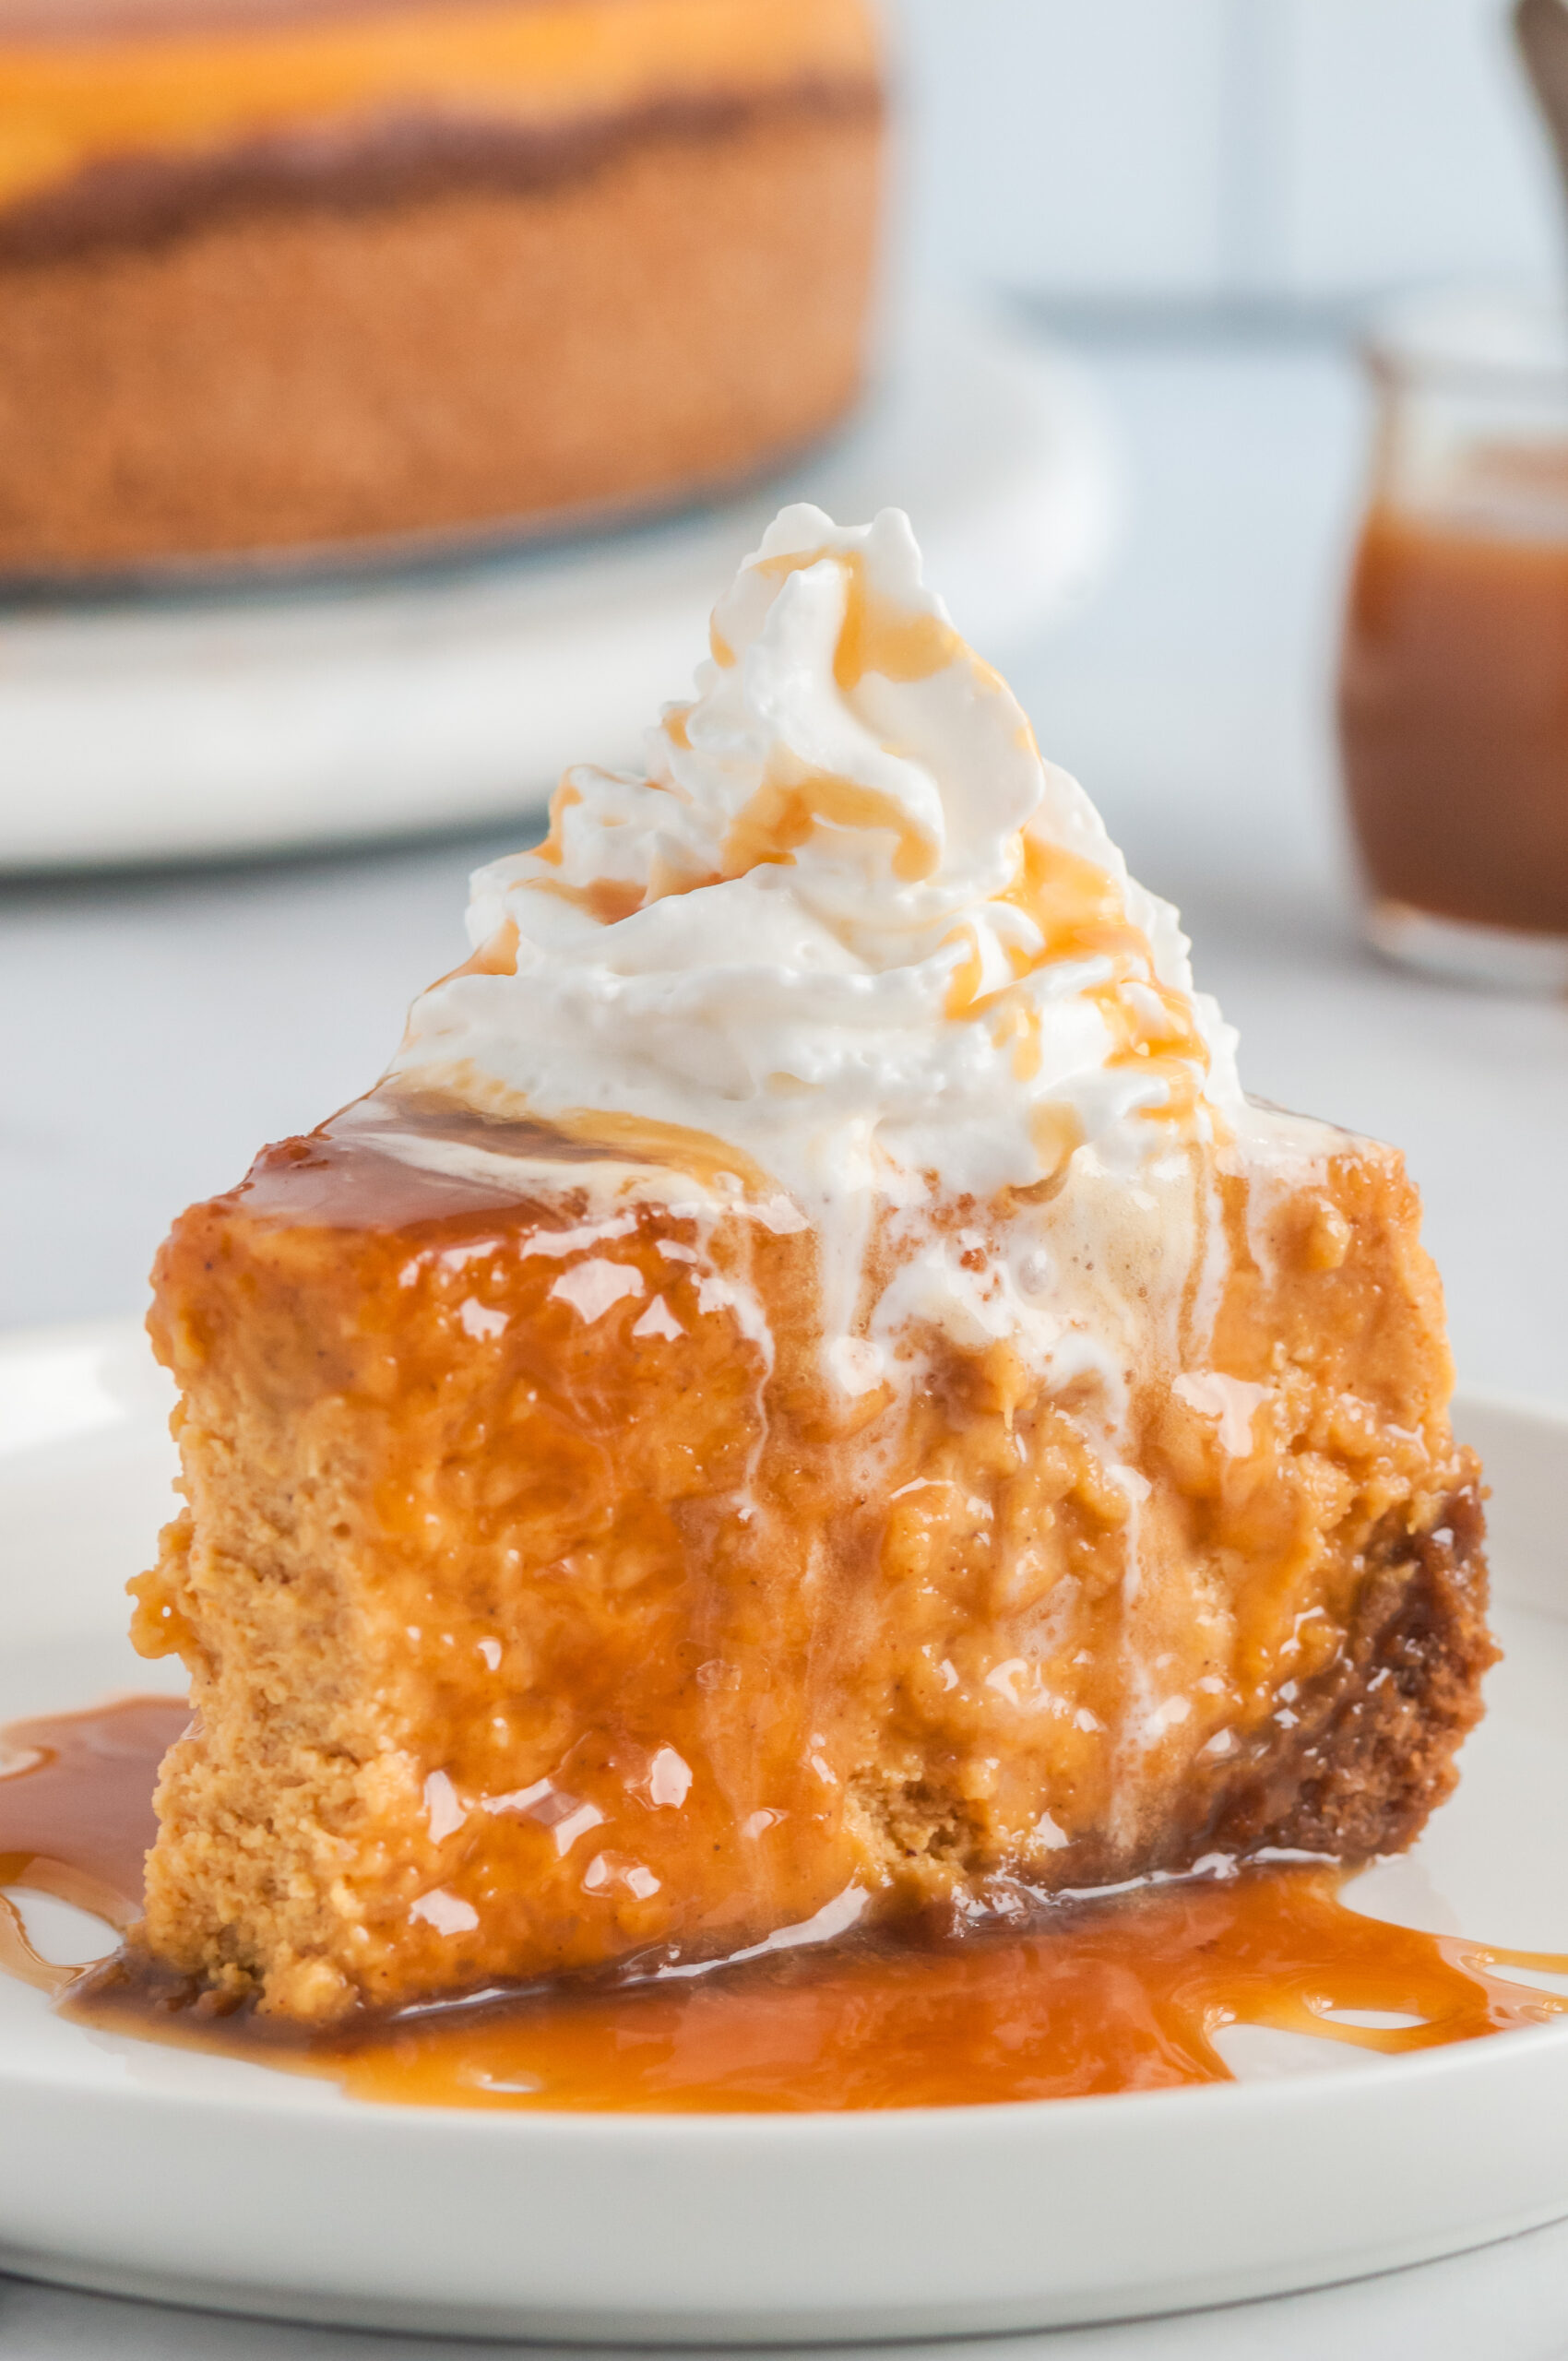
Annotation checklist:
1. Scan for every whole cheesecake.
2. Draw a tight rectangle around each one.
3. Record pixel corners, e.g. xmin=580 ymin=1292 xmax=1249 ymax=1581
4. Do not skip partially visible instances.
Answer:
xmin=130 ymin=506 xmax=1494 ymax=2023
xmin=0 ymin=0 xmax=883 ymax=573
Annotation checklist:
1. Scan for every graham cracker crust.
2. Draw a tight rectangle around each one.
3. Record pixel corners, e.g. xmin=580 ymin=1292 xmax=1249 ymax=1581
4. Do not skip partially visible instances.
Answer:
xmin=851 ymin=1477 xmax=1495 ymax=1915
xmin=1209 ymin=1471 xmax=1496 ymax=1860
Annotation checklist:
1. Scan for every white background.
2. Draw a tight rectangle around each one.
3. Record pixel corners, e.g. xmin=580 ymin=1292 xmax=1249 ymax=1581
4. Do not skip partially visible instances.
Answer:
xmin=899 ymin=0 xmax=1563 ymax=305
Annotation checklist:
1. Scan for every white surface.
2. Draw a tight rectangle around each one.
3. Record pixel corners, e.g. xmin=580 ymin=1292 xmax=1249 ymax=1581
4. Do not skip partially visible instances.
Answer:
xmin=1 ymin=1323 xmax=1567 ymax=2343
xmin=0 ymin=310 xmax=1114 ymax=870
xmin=1369 ymin=899 xmax=1568 ymax=994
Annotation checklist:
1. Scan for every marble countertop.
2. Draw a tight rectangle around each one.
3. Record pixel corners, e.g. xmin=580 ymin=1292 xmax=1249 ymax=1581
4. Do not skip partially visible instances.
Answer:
xmin=3 ymin=329 xmax=1566 ymax=2355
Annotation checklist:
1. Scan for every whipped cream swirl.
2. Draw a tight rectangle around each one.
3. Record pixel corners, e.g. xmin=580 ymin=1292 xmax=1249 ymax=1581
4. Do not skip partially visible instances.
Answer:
xmin=396 ymin=505 xmax=1241 ymax=1241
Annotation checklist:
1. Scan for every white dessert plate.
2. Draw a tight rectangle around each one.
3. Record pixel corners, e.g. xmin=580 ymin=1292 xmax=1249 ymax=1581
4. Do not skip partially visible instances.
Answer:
xmin=2 ymin=1320 xmax=1566 ymax=2343
xmin=0 ymin=307 xmax=1116 ymax=873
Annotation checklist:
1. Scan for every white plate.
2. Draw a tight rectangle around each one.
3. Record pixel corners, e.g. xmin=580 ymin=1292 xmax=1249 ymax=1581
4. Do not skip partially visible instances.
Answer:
xmin=2 ymin=1323 xmax=1566 ymax=2343
xmin=0 ymin=308 xmax=1116 ymax=873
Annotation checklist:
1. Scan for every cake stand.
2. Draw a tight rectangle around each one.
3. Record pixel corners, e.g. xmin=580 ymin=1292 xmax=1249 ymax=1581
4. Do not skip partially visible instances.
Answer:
xmin=0 ymin=306 xmax=1118 ymax=872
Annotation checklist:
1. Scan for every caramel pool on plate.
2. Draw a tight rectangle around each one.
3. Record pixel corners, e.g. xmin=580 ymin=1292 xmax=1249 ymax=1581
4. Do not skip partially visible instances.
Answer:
xmin=6 ymin=1696 xmax=1568 ymax=2113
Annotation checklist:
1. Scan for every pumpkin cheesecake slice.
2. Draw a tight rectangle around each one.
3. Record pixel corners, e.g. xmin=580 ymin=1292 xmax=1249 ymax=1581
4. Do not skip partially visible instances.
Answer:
xmin=131 ymin=505 xmax=1492 ymax=2022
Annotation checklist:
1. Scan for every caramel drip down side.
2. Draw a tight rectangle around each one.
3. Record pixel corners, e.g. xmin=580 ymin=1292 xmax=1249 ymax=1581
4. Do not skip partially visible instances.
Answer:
xmin=0 ymin=1695 xmax=179 ymax=1993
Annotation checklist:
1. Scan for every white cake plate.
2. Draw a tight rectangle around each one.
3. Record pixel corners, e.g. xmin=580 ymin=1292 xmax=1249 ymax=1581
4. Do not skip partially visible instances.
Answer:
xmin=0 ymin=308 xmax=1117 ymax=872
xmin=2 ymin=1322 xmax=1567 ymax=2342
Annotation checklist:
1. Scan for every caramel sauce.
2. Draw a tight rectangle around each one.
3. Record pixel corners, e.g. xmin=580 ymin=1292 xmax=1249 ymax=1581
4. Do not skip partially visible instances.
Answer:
xmin=1340 ymin=500 xmax=1568 ymax=935
xmin=944 ymin=832 xmax=1212 ymax=1130
xmin=0 ymin=1696 xmax=176 ymax=1992
xmin=228 ymin=1090 xmax=784 ymax=1238
xmin=436 ymin=917 xmax=519 ymax=984
xmin=529 ymin=777 xmax=578 ymax=867
xmin=526 ymin=873 xmax=648 ymax=927
xmin=6 ymin=1697 xmax=1566 ymax=2113
xmin=722 ymin=762 xmax=940 ymax=885
xmin=0 ymin=0 xmax=880 ymax=215
xmin=754 ymin=541 xmax=964 ymax=694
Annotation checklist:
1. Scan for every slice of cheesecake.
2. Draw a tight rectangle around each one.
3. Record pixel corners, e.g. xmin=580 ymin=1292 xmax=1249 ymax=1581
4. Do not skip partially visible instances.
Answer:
xmin=132 ymin=507 xmax=1492 ymax=2023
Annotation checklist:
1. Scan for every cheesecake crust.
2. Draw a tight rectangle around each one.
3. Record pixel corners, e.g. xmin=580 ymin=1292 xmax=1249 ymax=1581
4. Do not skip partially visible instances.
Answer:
xmin=1205 ymin=1477 xmax=1492 ymax=1861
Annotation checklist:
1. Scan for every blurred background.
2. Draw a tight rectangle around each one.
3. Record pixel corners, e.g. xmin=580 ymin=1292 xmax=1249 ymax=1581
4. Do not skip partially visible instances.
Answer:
xmin=906 ymin=0 xmax=1562 ymax=311
xmin=3 ymin=0 xmax=1565 ymax=1404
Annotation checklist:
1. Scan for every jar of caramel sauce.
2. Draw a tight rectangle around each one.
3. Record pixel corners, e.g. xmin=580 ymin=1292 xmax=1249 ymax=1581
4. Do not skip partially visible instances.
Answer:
xmin=1339 ymin=294 xmax=1568 ymax=991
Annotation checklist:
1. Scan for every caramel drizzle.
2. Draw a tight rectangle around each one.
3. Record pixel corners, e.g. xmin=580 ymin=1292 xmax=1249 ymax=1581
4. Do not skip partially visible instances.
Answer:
xmin=701 ymin=538 xmax=961 ymax=698
xmin=943 ymin=832 xmax=1211 ymax=1128
xmin=533 ymin=545 xmax=966 ymax=911
xmin=525 ymin=776 xmax=665 ymax=927
xmin=721 ymin=763 xmax=939 ymax=886
xmin=709 ymin=543 xmax=963 ymax=886
xmin=430 ymin=916 xmax=521 ymax=987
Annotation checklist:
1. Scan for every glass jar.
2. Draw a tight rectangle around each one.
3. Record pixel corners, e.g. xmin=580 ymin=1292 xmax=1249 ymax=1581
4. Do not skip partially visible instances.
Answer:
xmin=1338 ymin=291 xmax=1568 ymax=991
